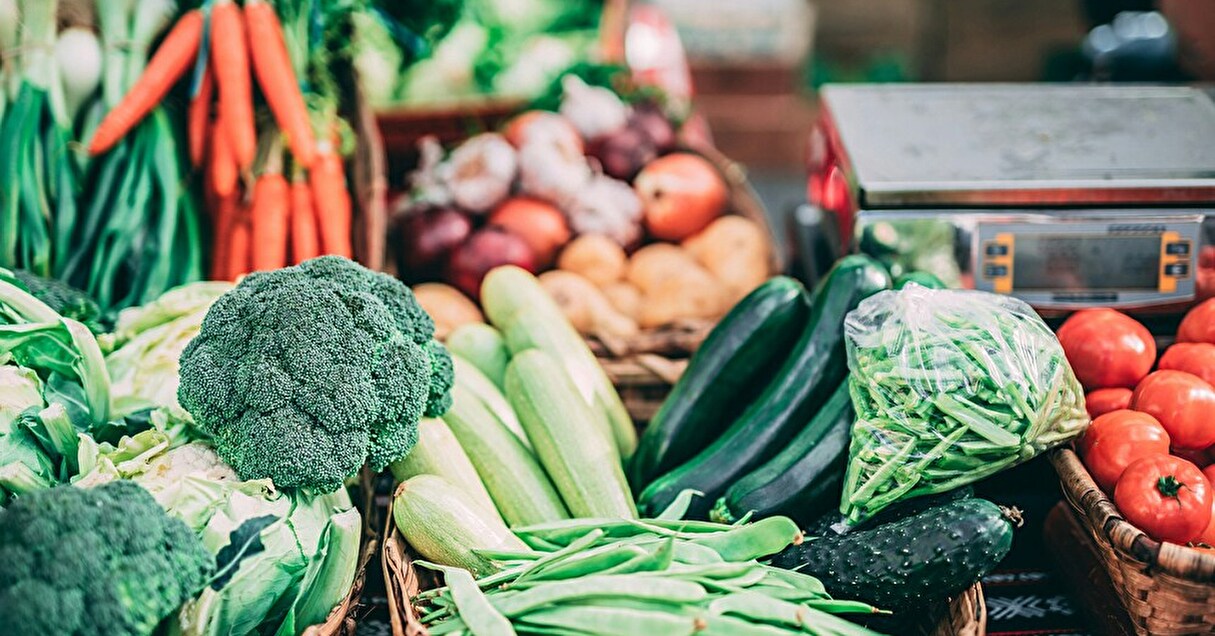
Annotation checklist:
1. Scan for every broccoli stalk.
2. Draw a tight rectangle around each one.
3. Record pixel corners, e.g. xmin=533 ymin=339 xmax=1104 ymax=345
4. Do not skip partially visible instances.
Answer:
xmin=177 ymin=256 xmax=454 ymax=491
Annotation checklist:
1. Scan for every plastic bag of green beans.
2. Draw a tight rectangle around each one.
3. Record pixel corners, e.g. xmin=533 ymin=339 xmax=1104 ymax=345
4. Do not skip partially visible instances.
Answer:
xmin=840 ymin=284 xmax=1087 ymax=524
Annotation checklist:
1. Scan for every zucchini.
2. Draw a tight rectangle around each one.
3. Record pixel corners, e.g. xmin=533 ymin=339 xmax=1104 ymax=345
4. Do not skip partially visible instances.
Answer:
xmin=453 ymin=354 xmax=531 ymax=451
xmin=711 ymin=381 xmax=852 ymax=525
xmin=894 ymin=271 xmax=945 ymax=290
xmin=388 ymin=417 xmax=503 ymax=524
xmin=629 ymin=276 xmax=809 ymax=490
xmin=392 ymin=474 xmax=528 ymax=577
xmin=447 ymin=323 xmax=510 ymax=388
xmin=483 ymin=266 xmax=636 ymax=461
xmin=443 ymin=384 xmax=569 ymax=526
xmin=770 ymin=498 xmax=1016 ymax=610
xmin=637 ymin=256 xmax=890 ymax=519
xmin=505 ymin=349 xmax=637 ymax=519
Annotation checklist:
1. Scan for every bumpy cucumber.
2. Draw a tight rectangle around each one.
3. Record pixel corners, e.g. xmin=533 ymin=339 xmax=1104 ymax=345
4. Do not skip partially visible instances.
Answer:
xmin=771 ymin=498 xmax=1017 ymax=610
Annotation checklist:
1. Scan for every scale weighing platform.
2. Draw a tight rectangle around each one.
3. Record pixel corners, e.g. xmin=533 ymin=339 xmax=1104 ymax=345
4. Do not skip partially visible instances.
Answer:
xmin=806 ymin=84 xmax=1215 ymax=316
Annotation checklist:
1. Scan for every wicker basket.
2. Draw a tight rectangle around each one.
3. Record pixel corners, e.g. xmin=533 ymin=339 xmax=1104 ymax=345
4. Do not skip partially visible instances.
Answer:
xmin=1052 ymin=448 xmax=1215 ymax=635
xmin=380 ymin=506 xmax=987 ymax=636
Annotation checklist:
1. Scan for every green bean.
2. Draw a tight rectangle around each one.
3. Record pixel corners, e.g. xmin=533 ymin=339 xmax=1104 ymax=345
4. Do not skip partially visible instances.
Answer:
xmin=521 ymin=546 xmax=647 ymax=584
xmin=689 ymin=517 xmax=801 ymax=562
xmin=515 ymin=604 xmax=707 ymax=636
xmin=442 ymin=566 xmax=515 ymax=635
xmin=491 ymin=576 xmax=708 ymax=617
xmin=710 ymin=592 xmax=884 ymax=635
xmin=933 ymin=395 xmax=1018 ymax=447
xmin=655 ymin=489 xmax=702 ymax=520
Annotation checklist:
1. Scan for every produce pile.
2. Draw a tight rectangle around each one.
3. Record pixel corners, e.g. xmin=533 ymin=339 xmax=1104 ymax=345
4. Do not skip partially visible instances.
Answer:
xmin=1064 ymin=300 xmax=1215 ymax=547
xmin=394 ymin=75 xmax=770 ymax=338
xmin=391 ymin=259 xmax=1040 ymax=635
xmin=0 ymin=257 xmax=444 ymax=635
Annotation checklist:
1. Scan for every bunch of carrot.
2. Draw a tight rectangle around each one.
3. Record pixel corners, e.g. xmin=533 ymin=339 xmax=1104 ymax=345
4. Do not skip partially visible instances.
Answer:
xmin=89 ymin=0 xmax=355 ymax=281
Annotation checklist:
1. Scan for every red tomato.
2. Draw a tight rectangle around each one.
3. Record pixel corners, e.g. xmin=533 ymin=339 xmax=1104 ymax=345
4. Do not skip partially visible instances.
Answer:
xmin=1159 ymin=343 xmax=1215 ymax=386
xmin=1079 ymin=410 xmax=1171 ymax=491
xmin=1056 ymin=309 xmax=1156 ymax=390
xmin=1114 ymin=455 xmax=1212 ymax=543
xmin=1086 ymin=387 xmax=1133 ymax=419
xmin=1131 ymin=370 xmax=1215 ymax=450
xmin=1178 ymin=298 xmax=1215 ymax=344
xmin=1199 ymin=465 xmax=1215 ymax=545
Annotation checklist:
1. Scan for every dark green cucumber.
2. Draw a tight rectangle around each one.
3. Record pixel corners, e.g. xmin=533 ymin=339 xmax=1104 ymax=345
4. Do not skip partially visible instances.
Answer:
xmin=637 ymin=256 xmax=890 ymax=519
xmin=894 ymin=271 xmax=945 ymax=290
xmin=629 ymin=276 xmax=809 ymax=491
xmin=711 ymin=381 xmax=853 ymax=525
xmin=802 ymin=486 xmax=975 ymax=538
xmin=771 ymin=498 xmax=1016 ymax=611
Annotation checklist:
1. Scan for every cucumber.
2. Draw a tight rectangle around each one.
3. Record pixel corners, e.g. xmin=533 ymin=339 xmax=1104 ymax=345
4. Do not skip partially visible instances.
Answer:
xmin=484 ymin=266 xmax=636 ymax=461
xmin=392 ymin=474 xmax=528 ymax=577
xmin=802 ymin=486 xmax=975 ymax=538
xmin=894 ymin=271 xmax=945 ymax=290
xmin=387 ymin=417 xmax=503 ymax=524
xmin=453 ymin=354 xmax=531 ymax=450
xmin=447 ymin=323 xmax=510 ymax=388
xmin=629 ymin=276 xmax=809 ymax=490
xmin=505 ymin=349 xmax=637 ymax=519
xmin=770 ymin=498 xmax=1016 ymax=610
xmin=711 ymin=381 xmax=853 ymax=525
xmin=443 ymin=384 xmax=569 ymax=527
xmin=637 ymin=256 xmax=891 ymax=519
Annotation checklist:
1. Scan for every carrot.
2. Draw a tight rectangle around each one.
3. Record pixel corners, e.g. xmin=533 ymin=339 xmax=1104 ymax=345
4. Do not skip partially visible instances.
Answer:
xmin=89 ymin=10 xmax=204 ymax=155
xmin=290 ymin=175 xmax=320 ymax=264
xmin=250 ymin=171 xmax=290 ymax=271
xmin=210 ymin=111 xmax=239 ymax=198
xmin=309 ymin=145 xmax=353 ymax=258
xmin=228 ymin=205 xmax=253 ymax=280
xmin=210 ymin=0 xmax=256 ymax=170
xmin=188 ymin=65 xmax=214 ymax=168
xmin=210 ymin=190 xmax=239 ymax=281
xmin=246 ymin=0 xmax=317 ymax=168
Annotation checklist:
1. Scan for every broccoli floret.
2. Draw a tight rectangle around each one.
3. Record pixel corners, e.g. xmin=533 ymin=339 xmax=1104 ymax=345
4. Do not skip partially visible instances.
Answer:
xmin=11 ymin=270 xmax=105 ymax=333
xmin=177 ymin=256 xmax=454 ymax=490
xmin=0 ymin=481 xmax=213 ymax=636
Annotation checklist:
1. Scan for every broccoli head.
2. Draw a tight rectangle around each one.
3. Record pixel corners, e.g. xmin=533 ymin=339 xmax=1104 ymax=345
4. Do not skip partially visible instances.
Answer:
xmin=10 ymin=269 xmax=105 ymax=333
xmin=177 ymin=256 xmax=454 ymax=490
xmin=0 ymin=481 xmax=213 ymax=636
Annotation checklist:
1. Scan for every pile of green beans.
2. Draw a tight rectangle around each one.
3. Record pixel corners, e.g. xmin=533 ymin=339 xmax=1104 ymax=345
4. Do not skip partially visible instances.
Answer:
xmin=415 ymin=511 xmax=886 ymax=635
xmin=840 ymin=287 xmax=1087 ymax=524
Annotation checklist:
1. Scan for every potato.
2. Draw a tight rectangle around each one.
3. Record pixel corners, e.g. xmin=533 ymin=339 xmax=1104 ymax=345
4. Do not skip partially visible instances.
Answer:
xmin=539 ymin=270 xmax=638 ymax=339
xmin=638 ymin=266 xmax=727 ymax=328
xmin=557 ymin=234 xmax=627 ymax=286
xmin=626 ymin=243 xmax=697 ymax=293
xmin=683 ymin=216 xmax=769 ymax=304
xmin=602 ymin=282 xmax=642 ymax=321
xmin=412 ymin=283 xmax=484 ymax=340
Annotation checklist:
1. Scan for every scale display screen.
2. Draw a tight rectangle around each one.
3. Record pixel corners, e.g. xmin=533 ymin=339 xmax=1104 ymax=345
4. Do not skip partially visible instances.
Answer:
xmin=1012 ymin=235 xmax=1159 ymax=291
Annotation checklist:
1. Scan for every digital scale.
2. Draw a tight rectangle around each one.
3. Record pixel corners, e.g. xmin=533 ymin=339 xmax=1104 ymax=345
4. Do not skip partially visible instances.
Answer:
xmin=801 ymin=84 xmax=1215 ymax=319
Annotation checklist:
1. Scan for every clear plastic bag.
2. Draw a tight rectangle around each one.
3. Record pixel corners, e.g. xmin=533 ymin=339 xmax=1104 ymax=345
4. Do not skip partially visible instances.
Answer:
xmin=840 ymin=285 xmax=1087 ymax=524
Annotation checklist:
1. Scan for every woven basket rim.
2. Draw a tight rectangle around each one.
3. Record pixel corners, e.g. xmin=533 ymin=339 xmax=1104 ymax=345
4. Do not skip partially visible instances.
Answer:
xmin=1051 ymin=447 xmax=1215 ymax=582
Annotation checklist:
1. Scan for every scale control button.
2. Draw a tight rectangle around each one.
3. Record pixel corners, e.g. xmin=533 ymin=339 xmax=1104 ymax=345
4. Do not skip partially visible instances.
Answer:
xmin=984 ymin=242 xmax=1009 ymax=257
xmin=1165 ymin=263 xmax=1189 ymax=277
xmin=983 ymin=264 xmax=1009 ymax=279
xmin=1166 ymin=242 xmax=1191 ymax=256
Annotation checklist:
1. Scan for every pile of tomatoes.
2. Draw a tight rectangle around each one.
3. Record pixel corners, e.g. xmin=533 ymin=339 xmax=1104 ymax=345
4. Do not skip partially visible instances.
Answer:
xmin=1059 ymin=299 xmax=1215 ymax=546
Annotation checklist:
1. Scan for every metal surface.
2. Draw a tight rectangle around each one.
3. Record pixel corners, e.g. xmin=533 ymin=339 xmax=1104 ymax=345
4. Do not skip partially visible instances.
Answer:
xmin=821 ymin=84 xmax=1215 ymax=207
